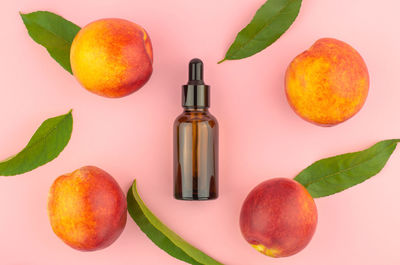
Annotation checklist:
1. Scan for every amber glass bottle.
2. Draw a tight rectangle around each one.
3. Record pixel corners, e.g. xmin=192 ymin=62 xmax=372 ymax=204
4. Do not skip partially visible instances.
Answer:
xmin=173 ymin=58 xmax=218 ymax=200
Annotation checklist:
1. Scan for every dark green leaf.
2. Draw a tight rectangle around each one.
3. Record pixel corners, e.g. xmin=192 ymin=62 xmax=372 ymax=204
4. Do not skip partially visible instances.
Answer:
xmin=20 ymin=11 xmax=80 ymax=73
xmin=127 ymin=180 xmax=224 ymax=265
xmin=0 ymin=111 xmax=73 ymax=176
xmin=294 ymin=139 xmax=400 ymax=198
xmin=219 ymin=0 xmax=302 ymax=63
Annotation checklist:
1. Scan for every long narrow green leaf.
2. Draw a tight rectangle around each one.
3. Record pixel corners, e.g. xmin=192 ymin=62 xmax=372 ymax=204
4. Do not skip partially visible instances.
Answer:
xmin=294 ymin=139 xmax=400 ymax=198
xmin=0 ymin=111 xmax=73 ymax=176
xmin=219 ymin=0 xmax=302 ymax=63
xmin=127 ymin=180 xmax=224 ymax=265
xmin=20 ymin=11 xmax=80 ymax=73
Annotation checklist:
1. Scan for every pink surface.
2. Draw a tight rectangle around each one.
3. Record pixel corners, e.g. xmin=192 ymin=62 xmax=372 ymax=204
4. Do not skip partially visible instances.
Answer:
xmin=1 ymin=0 xmax=399 ymax=264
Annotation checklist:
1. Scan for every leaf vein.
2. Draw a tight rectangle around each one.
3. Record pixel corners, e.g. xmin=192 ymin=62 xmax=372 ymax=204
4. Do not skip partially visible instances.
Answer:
xmin=301 ymin=143 xmax=397 ymax=187
xmin=228 ymin=0 xmax=299 ymax=58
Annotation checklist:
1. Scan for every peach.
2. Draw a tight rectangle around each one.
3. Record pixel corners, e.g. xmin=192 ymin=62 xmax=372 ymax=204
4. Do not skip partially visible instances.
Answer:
xmin=48 ymin=166 xmax=127 ymax=251
xmin=70 ymin=18 xmax=153 ymax=98
xmin=285 ymin=38 xmax=369 ymax=126
xmin=240 ymin=178 xmax=317 ymax=258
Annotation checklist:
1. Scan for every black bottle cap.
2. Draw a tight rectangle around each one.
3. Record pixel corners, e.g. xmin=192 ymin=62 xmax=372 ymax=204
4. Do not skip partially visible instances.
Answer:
xmin=182 ymin=58 xmax=210 ymax=108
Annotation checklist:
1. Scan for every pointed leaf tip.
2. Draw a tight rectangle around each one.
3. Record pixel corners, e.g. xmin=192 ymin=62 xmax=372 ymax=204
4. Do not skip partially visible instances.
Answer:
xmin=0 ymin=111 xmax=73 ymax=176
xmin=127 ymin=180 xmax=224 ymax=265
xmin=20 ymin=11 xmax=81 ymax=73
xmin=221 ymin=0 xmax=302 ymax=61
xmin=295 ymin=139 xmax=400 ymax=198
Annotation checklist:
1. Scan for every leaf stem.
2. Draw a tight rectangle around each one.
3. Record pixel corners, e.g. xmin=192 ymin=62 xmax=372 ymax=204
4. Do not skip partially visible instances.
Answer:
xmin=217 ymin=58 xmax=227 ymax=64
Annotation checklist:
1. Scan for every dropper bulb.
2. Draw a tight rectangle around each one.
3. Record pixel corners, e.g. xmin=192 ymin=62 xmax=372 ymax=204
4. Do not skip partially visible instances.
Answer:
xmin=188 ymin=58 xmax=204 ymax=82
xmin=182 ymin=58 xmax=209 ymax=108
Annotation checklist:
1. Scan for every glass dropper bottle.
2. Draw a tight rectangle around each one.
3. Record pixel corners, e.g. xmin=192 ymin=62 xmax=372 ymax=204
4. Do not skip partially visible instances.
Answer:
xmin=173 ymin=58 xmax=219 ymax=200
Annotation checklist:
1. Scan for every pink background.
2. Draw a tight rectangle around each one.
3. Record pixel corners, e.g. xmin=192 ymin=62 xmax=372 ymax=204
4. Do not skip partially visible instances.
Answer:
xmin=1 ymin=0 xmax=400 ymax=264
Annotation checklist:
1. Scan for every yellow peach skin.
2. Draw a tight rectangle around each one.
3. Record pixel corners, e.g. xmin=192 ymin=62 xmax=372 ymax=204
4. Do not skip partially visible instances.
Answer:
xmin=285 ymin=38 xmax=369 ymax=126
xmin=48 ymin=166 xmax=127 ymax=251
xmin=70 ymin=18 xmax=153 ymax=98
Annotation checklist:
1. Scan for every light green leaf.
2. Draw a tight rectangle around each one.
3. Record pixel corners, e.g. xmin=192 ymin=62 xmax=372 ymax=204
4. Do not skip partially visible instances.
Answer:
xmin=20 ymin=11 xmax=80 ymax=73
xmin=219 ymin=0 xmax=302 ymax=63
xmin=294 ymin=139 xmax=400 ymax=198
xmin=127 ymin=180 xmax=224 ymax=265
xmin=0 ymin=111 xmax=73 ymax=176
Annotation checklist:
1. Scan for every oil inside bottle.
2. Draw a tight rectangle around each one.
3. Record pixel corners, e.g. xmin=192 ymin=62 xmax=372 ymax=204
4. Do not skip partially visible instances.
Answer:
xmin=173 ymin=58 xmax=218 ymax=200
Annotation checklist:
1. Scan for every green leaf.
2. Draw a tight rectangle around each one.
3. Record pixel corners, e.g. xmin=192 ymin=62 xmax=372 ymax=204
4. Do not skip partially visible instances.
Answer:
xmin=0 ymin=111 xmax=73 ymax=176
xmin=127 ymin=180 xmax=224 ymax=265
xmin=294 ymin=139 xmax=400 ymax=198
xmin=219 ymin=0 xmax=302 ymax=63
xmin=20 ymin=11 xmax=81 ymax=73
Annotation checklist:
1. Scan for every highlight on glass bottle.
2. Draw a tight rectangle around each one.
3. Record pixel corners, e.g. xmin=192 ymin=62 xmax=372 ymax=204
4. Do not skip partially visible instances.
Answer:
xmin=173 ymin=58 xmax=219 ymax=200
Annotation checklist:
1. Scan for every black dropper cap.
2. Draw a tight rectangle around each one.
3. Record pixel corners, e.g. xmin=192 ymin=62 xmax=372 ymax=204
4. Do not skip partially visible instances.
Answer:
xmin=182 ymin=58 xmax=210 ymax=108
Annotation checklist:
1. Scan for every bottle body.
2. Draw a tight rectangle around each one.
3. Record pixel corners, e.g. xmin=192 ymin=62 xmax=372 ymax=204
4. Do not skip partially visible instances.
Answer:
xmin=174 ymin=108 xmax=218 ymax=200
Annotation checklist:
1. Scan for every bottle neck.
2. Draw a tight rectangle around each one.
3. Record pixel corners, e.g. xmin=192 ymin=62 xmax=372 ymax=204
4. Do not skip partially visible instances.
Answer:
xmin=183 ymin=106 xmax=209 ymax=112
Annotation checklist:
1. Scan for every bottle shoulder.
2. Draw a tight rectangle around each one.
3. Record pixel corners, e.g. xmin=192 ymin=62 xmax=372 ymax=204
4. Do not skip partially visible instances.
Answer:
xmin=174 ymin=110 xmax=218 ymax=127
